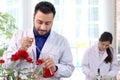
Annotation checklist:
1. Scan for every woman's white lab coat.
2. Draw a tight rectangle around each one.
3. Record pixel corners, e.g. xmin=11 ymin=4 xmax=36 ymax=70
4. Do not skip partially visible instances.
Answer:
xmin=81 ymin=44 xmax=118 ymax=80
xmin=2 ymin=28 xmax=74 ymax=80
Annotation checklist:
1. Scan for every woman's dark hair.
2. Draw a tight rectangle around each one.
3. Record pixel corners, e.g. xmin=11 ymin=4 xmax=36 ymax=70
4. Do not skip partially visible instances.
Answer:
xmin=34 ymin=1 xmax=56 ymax=17
xmin=99 ymin=32 xmax=113 ymax=63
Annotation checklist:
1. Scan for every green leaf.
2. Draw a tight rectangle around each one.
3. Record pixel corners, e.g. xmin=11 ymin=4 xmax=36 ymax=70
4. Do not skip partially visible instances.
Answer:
xmin=0 ymin=12 xmax=18 ymax=55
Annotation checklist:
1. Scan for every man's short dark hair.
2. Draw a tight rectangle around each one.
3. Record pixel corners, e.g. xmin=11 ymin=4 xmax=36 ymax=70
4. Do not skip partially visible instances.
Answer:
xmin=34 ymin=1 xmax=56 ymax=17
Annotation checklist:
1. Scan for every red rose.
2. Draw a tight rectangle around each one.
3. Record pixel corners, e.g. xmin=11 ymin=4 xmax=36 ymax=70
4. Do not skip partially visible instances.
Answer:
xmin=26 ymin=57 xmax=33 ymax=63
xmin=11 ymin=49 xmax=29 ymax=61
xmin=11 ymin=53 xmax=20 ymax=61
xmin=36 ymin=59 xmax=43 ymax=65
xmin=0 ymin=59 xmax=5 ymax=64
xmin=17 ymin=49 xmax=29 ymax=59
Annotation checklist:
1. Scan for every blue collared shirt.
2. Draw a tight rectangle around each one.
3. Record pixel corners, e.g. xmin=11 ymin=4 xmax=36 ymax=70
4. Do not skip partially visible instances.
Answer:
xmin=33 ymin=28 xmax=50 ymax=60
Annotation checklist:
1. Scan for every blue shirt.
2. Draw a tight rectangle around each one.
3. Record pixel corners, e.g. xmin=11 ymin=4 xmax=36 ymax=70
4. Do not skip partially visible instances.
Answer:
xmin=33 ymin=28 xmax=50 ymax=60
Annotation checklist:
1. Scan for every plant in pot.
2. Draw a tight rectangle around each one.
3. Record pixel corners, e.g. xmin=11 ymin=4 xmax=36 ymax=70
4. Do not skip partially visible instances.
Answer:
xmin=0 ymin=12 xmax=18 ymax=56
xmin=0 ymin=12 xmax=18 ymax=79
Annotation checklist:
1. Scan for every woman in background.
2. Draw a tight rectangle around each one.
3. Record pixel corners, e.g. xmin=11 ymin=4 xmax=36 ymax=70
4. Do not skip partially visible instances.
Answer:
xmin=81 ymin=32 xmax=118 ymax=80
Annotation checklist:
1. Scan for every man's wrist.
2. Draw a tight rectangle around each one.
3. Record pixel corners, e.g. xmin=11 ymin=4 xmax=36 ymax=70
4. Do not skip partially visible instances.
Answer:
xmin=19 ymin=47 xmax=27 ymax=50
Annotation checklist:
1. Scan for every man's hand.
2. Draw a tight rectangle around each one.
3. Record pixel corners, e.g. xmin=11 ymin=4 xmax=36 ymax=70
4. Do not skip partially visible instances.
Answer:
xmin=43 ymin=56 xmax=56 ymax=73
xmin=103 ymin=75 xmax=111 ymax=80
xmin=89 ymin=72 xmax=97 ymax=80
xmin=20 ymin=37 xmax=33 ymax=50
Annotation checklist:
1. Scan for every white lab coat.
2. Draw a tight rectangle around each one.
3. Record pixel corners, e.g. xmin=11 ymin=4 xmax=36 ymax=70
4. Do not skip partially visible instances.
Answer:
xmin=81 ymin=44 xmax=118 ymax=80
xmin=2 ymin=28 xmax=74 ymax=80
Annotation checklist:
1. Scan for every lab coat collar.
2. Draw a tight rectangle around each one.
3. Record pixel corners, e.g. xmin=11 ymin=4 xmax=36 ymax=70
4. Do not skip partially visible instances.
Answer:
xmin=94 ymin=44 xmax=108 ymax=66
xmin=39 ymin=30 xmax=55 ymax=57
xmin=99 ymin=50 xmax=108 ymax=65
